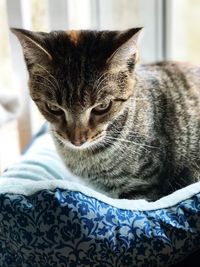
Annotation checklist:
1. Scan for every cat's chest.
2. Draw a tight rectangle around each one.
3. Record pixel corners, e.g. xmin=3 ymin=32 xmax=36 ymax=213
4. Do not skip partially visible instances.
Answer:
xmin=61 ymin=144 xmax=146 ymax=178
xmin=64 ymin=149 xmax=117 ymax=176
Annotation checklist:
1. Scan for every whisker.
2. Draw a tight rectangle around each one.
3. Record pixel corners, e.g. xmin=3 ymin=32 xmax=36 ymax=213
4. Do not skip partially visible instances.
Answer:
xmin=105 ymin=136 xmax=158 ymax=149
xmin=36 ymin=64 xmax=60 ymax=89
xmin=95 ymin=74 xmax=108 ymax=92
xmin=33 ymin=73 xmax=59 ymax=91
xmin=94 ymin=72 xmax=106 ymax=87
xmin=104 ymin=139 xmax=142 ymax=157
xmin=105 ymin=139 xmax=147 ymax=154
xmin=130 ymin=97 xmax=150 ymax=101
xmin=111 ymin=129 xmax=151 ymax=138
xmin=96 ymin=85 xmax=111 ymax=95
xmin=31 ymin=81 xmax=57 ymax=101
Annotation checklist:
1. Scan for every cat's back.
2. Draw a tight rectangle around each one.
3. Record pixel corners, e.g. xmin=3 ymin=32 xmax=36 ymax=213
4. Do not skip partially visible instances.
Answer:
xmin=136 ymin=61 xmax=200 ymax=115
xmin=137 ymin=61 xmax=200 ymax=168
xmin=140 ymin=61 xmax=200 ymax=90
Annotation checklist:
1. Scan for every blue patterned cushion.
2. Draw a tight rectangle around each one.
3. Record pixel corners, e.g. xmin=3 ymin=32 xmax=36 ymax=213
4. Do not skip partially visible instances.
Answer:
xmin=1 ymin=133 xmax=200 ymax=266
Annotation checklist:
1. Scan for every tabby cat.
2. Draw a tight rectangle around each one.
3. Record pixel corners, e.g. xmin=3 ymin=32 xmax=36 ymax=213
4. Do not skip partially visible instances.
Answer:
xmin=12 ymin=27 xmax=200 ymax=200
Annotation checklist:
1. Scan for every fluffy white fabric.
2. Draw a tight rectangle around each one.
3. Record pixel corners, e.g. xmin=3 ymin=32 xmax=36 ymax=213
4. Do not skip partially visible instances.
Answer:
xmin=0 ymin=177 xmax=200 ymax=211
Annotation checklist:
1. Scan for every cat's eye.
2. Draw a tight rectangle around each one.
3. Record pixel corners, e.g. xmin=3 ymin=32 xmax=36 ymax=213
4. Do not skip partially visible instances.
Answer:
xmin=46 ymin=103 xmax=63 ymax=115
xmin=92 ymin=100 xmax=112 ymax=115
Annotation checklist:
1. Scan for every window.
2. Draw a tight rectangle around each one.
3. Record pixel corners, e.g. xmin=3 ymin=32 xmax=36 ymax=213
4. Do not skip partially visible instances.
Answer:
xmin=170 ymin=0 xmax=200 ymax=63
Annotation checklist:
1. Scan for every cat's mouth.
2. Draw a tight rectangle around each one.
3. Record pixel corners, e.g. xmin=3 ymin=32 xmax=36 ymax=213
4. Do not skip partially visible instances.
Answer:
xmin=53 ymin=130 xmax=106 ymax=150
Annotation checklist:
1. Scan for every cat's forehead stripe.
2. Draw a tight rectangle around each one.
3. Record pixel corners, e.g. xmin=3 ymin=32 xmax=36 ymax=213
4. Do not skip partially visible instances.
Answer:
xmin=67 ymin=30 xmax=80 ymax=46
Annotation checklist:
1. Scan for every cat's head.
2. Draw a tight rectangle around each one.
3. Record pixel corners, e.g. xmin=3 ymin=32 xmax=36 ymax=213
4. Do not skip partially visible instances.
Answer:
xmin=12 ymin=28 xmax=142 ymax=149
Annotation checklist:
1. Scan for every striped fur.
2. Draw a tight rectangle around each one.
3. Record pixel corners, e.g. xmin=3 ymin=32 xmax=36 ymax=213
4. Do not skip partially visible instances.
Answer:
xmin=13 ymin=28 xmax=200 ymax=200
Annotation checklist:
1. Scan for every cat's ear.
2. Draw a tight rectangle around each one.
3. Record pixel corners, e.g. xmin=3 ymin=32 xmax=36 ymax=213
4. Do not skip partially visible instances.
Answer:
xmin=11 ymin=28 xmax=52 ymax=69
xmin=107 ymin=28 xmax=143 ymax=70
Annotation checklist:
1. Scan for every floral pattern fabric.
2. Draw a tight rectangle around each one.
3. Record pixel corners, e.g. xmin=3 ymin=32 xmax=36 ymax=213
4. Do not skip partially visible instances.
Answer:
xmin=1 ymin=188 xmax=200 ymax=267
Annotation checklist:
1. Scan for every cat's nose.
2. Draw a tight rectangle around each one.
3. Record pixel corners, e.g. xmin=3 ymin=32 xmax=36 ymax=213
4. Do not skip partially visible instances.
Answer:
xmin=69 ymin=125 xmax=88 ymax=146
xmin=71 ymin=139 xmax=86 ymax=147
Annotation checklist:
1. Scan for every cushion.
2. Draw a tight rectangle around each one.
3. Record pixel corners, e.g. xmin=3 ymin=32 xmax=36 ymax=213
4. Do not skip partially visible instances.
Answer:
xmin=1 ymin=130 xmax=200 ymax=267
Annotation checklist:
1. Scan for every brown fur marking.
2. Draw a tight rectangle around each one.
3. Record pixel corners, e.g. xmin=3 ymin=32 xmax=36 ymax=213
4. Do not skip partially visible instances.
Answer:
xmin=67 ymin=30 xmax=80 ymax=46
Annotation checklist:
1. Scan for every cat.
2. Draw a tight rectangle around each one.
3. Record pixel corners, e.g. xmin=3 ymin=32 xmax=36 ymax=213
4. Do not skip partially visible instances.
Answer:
xmin=12 ymin=27 xmax=200 ymax=201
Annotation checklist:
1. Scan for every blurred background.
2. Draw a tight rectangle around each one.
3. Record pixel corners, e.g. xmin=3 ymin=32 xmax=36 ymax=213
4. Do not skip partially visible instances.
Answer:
xmin=0 ymin=0 xmax=200 ymax=173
